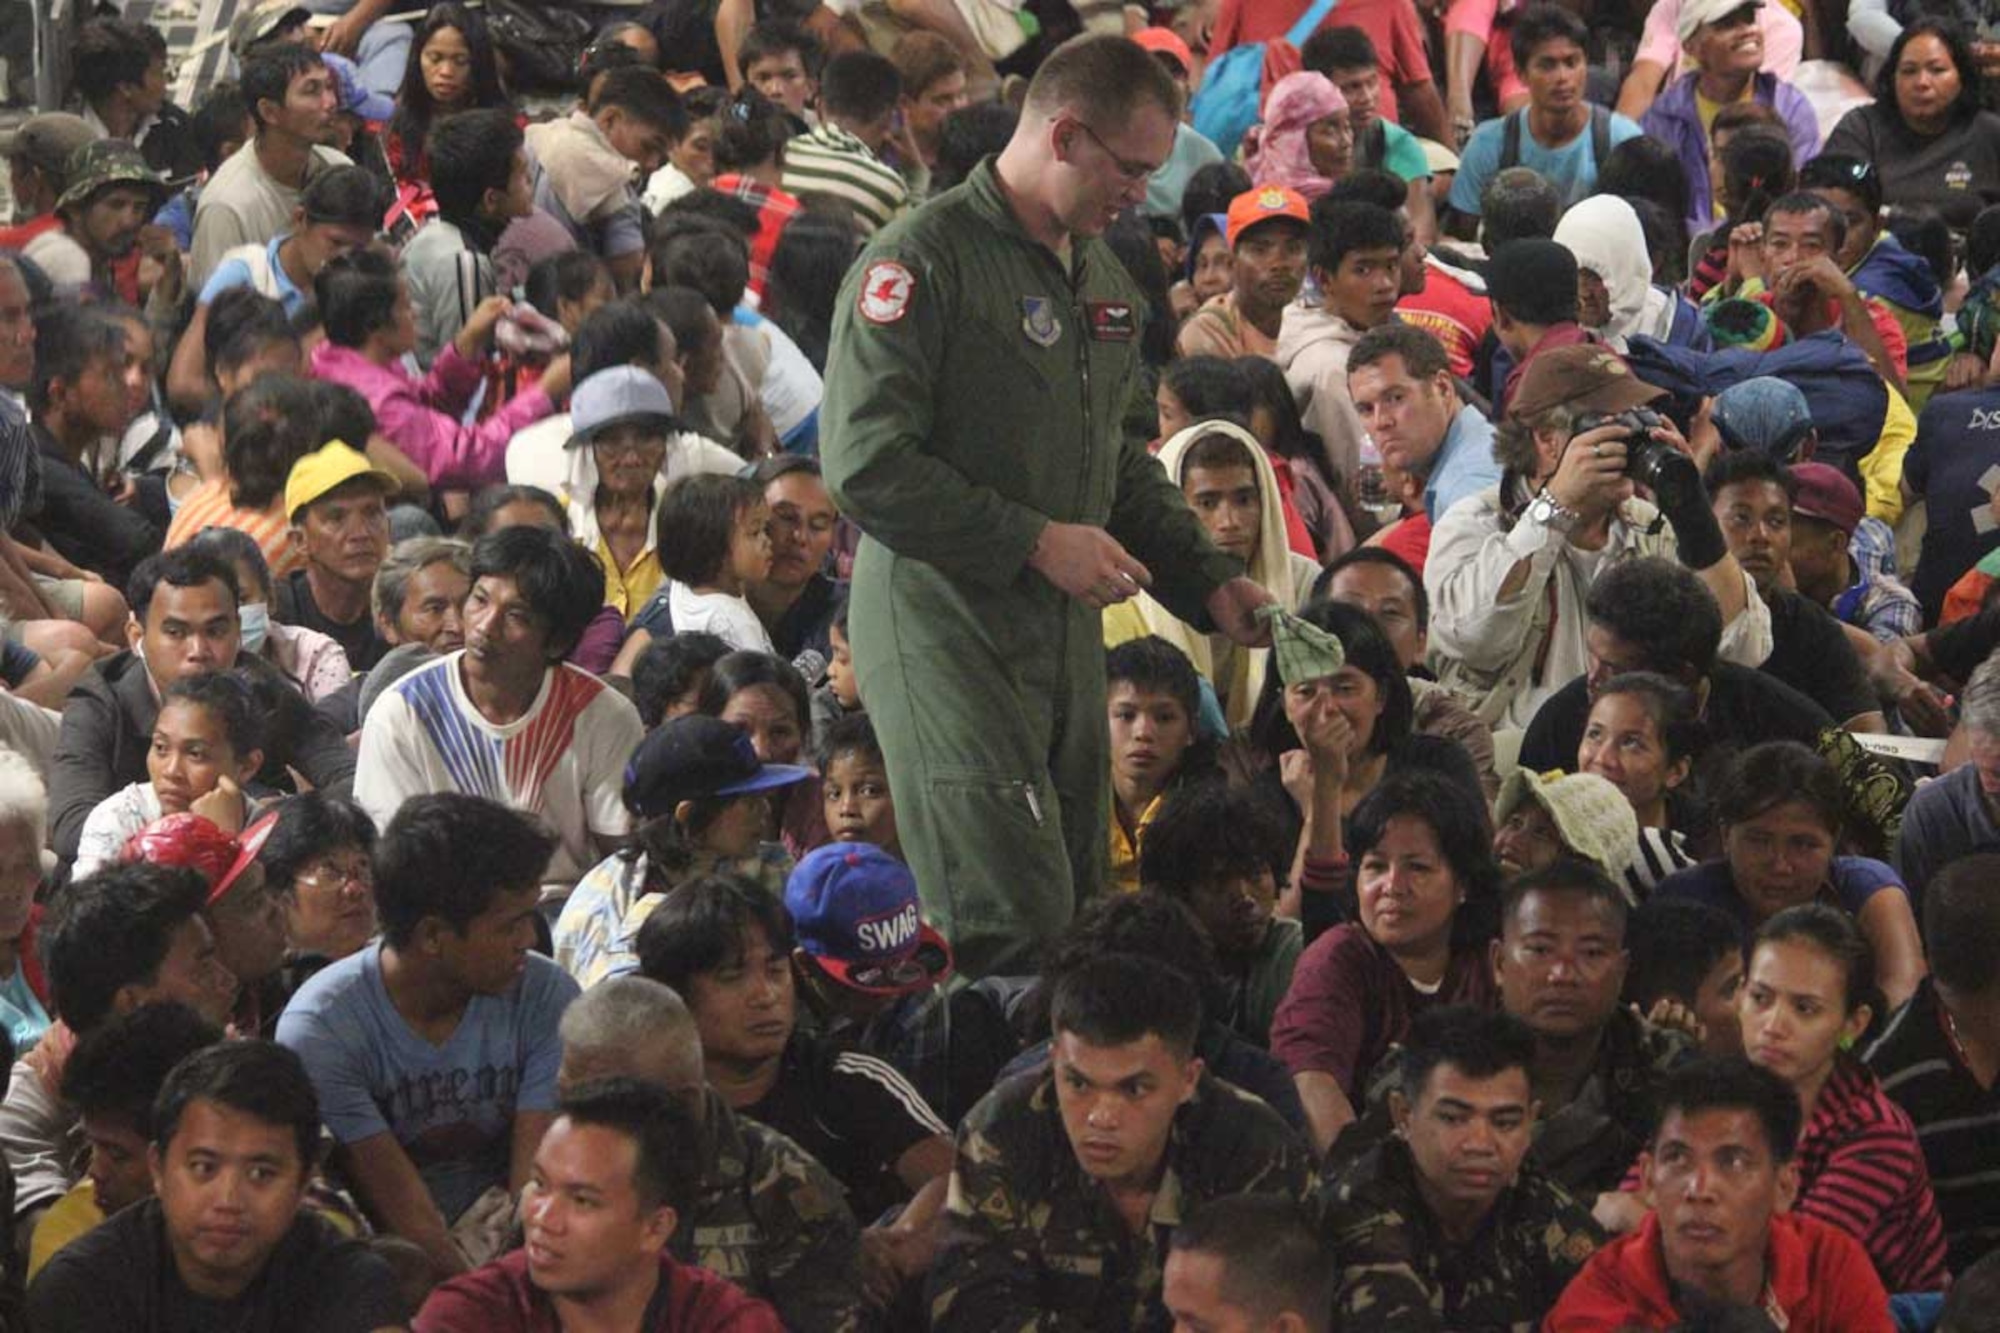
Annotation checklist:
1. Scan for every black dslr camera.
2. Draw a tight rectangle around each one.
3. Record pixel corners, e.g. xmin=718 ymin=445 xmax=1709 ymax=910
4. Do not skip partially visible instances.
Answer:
xmin=1572 ymin=408 xmax=1701 ymax=511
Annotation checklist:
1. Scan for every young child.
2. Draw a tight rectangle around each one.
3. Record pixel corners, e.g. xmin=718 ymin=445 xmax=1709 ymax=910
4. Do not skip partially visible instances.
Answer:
xmin=1623 ymin=895 xmax=1746 ymax=1058
xmin=552 ymin=714 xmax=810 ymax=987
xmin=820 ymin=712 xmax=896 ymax=858
xmin=658 ymin=474 xmax=776 ymax=653
xmin=73 ymin=672 xmax=263 ymax=878
xmin=631 ymin=630 xmax=732 ymax=728
xmin=1104 ymin=636 xmax=1215 ymax=893
xmin=810 ymin=593 xmax=862 ymax=750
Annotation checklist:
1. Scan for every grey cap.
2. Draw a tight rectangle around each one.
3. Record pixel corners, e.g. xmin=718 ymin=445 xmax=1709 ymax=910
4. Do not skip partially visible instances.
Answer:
xmin=0 ymin=114 xmax=97 ymax=185
xmin=230 ymin=0 xmax=313 ymax=59
xmin=1713 ymin=376 xmax=1814 ymax=460
xmin=567 ymin=365 xmax=678 ymax=446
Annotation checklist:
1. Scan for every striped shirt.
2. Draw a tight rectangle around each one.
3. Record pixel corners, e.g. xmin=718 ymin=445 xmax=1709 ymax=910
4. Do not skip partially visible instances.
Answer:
xmin=1623 ymin=826 xmax=1698 ymax=903
xmin=163 ymin=477 xmax=303 ymax=577
xmin=1867 ymin=978 xmax=2000 ymax=1275
xmin=779 ymin=125 xmax=908 ymax=236
xmin=1794 ymin=1055 xmax=1951 ymax=1294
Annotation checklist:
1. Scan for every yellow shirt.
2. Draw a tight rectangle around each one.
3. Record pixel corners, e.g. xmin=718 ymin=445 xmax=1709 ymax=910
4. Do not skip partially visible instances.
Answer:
xmin=594 ymin=534 xmax=663 ymax=622
xmin=1695 ymin=81 xmax=1754 ymax=136
xmin=27 ymin=1179 xmax=104 ymax=1281
xmin=1107 ymin=792 xmax=1165 ymax=893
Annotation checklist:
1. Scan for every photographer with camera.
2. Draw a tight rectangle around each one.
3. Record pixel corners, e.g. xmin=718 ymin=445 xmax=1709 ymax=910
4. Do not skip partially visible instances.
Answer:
xmin=1426 ymin=344 xmax=1771 ymax=731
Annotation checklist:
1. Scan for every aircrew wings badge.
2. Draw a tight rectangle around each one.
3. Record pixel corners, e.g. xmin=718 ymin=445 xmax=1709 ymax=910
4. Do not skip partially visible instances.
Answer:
xmin=858 ymin=261 xmax=915 ymax=324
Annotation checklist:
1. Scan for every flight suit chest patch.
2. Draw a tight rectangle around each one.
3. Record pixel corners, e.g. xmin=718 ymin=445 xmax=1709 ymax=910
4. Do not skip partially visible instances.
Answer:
xmin=1086 ymin=301 xmax=1136 ymax=342
xmin=1021 ymin=296 xmax=1061 ymax=347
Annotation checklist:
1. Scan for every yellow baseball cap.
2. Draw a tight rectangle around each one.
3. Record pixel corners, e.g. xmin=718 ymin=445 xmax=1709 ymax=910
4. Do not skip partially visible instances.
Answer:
xmin=285 ymin=439 xmax=396 ymax=522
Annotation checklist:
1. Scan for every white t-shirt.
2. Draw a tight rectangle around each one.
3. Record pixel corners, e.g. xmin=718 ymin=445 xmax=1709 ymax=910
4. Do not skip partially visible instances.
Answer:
xmin=354 ymin=652 xmax=643 ymax=891
xmin=668 ymin=582 xmax=773 ymax=653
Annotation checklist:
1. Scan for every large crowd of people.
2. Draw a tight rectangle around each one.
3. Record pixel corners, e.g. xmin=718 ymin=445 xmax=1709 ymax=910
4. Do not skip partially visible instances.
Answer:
xmin=4 ymin=0 xmax=2000 ymax=1326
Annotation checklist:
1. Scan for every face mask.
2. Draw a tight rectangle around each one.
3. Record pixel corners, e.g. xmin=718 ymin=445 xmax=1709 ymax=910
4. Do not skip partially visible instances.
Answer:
xmin=239 ymin=602 xmax=269 ymax=654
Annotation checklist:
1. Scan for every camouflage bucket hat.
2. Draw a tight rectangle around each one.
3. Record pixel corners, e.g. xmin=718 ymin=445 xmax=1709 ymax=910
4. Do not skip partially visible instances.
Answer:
xmin=55 ymin=139 xmax=167 ymax=214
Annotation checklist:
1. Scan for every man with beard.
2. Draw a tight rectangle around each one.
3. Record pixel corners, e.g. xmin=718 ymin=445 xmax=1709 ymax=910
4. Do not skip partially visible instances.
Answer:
xmin=40 ymin=141 xmax=177 ymax=309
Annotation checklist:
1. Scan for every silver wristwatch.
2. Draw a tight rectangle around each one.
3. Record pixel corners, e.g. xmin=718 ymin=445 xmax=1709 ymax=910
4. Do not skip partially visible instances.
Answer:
xmin=1525 ymin=487 xmax=1581 ymax=535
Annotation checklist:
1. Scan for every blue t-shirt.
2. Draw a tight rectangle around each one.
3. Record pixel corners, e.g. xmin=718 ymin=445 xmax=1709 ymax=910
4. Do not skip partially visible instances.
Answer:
xmin=1448 ymin=107 xmax=1644 ymax=215
xmin=1654 ymin=856 xmax=1906 ymax=940
xmin=197 ymin=234 xmax=307 ymax=316
xmin=276 ymin=942 xmax=579 ymax=1223
xmin=1424 ymin=403 xmax=1504 ymax=522
xmin=0 ymin=963 xmax=48 ymax=1053
xmin=1906 ymin=385 xmax=2000 ymax=618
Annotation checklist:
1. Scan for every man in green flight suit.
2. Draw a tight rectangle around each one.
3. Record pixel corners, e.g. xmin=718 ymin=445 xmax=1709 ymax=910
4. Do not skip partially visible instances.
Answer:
xmin=821 ymin=33 xmax=1275 ymax=979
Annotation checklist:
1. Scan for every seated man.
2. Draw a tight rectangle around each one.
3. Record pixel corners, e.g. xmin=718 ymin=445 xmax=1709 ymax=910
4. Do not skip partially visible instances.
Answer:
xmin=1341 ymin=860 xmax=1690 ymax=1197
xmin=27 ymin=1002 xmax=222 ymax=1281
xmin=1704 ymin=450 xmax=1885 ymax=731
xmin=277 ymin=793 xmax=581 ymax=1280
xmin=26 ymin=1041 xmax=406 ymax=1331
xmin=1163 ymin=1196 xmax=1333 ymax=1333
xmin=50 ymin=547 xmax=355 ymax=866
xmin=1484 ymin=237 xmax=1585 ymax=416
xmin=1782 ymin=462 xmax=1920 ymax=647
xmin=41 ymin=139 xmax=178 ymax=307
xmin=70 ymin=19 xmax=203 ymax=181
xmin=1546 ymin=1056 xmax=1895 ymax=1332
xmin=780 ymin=51 xmax=909 ymax=236
xmin=277 ymin=439 xmax=396 ymax=674
xmin=3 ymin=864 xmax=235 ymax=1231
xmin=928 ymin=953 xmax=1312 ymax=1330
xmin=1347 ymin=322 xmax=1502 ymax=529
xmin=355 ymin=528 xmax=643 ymax=897
xmin=1624 ymin=896 xmax=1746 ymax=1059
xmin=1444 ymin=5 xmax=1643 ymax=238
xmin=405 ymin=109 xmax=535 ymax=369
xmin=1322 ymin=1005 xmax=1603 ymax=1326
xmin=1638 ymin=0 xmax=1817 ymax=234
xmin=414 ymin=1080 xmax=783 ymax=1332
xmin=1176 ymin=186 xmax=1310 ymax=362
xmin=1426 ymin=347 xmax=1768 ymax=732
xmin=0 ymin=114 xmax=95 ymax=262
xmin=1866 ymin=854 xmax=2000 ymax=1275
xmin=555 ymin=976 xmax=871 ymax=1333
xmin=1516 ymin=555 xmax=1829 ymax=780
xmin=312 ymin=535 xmax=471 ymax=735
xmin=634 ymin=876 xmax=953 ymax=1229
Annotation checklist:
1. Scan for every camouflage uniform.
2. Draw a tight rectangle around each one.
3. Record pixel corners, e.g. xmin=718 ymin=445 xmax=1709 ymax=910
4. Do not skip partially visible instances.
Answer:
xmin=1341 ymin=1007 xmax=1692 ymax=1195
xmin=1320 ymin=1137 xmax=1604 ymax=1331
xmin=678 ymin=1087 xmax=870 ymax=1333
xmin=928 ymin=1070 xmax=1313 ymax=1332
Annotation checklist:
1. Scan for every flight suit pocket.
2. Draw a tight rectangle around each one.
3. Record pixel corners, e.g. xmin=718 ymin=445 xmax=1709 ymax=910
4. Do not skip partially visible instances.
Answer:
xmin=919 ymin=765 xmax=1072 ymax=944
xmin=958 ymin=318 xmax=1056 ymax=394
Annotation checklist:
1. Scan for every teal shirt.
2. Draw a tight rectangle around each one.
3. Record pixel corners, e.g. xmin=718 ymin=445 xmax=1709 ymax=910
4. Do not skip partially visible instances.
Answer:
xmin=1146 ymin=121 xmax=1226 ymax=221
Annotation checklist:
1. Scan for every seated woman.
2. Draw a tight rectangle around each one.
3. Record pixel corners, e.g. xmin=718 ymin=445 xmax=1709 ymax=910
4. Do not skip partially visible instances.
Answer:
xmin=309 ymin=249 xmax=571 ymax=492
xmin=1225 ymin=599 xmax=1485 ymax=935
xmin=1269 ymin=769 xmax=1501 ymax=1154
xmin=1105 ymin=422 xmax=1321 ymax=728
xmin=1613 ymin=904 xmax=1949 ymax=1294
xmin=257 ymin=792 xmax=378 ymax=993
xmin=1246 ymin=73 xmax=1352 ymax=201
xmin=1655 ymin=741 xmax=1926 ymax=1012
xmin=163 ymin=370 xmax=316 ymax=577
xmin=699 ymin=650 xmax=828 ymax=858
xmin=188 ymin=528 xmax=351 ymax=705
xmin=561 ymin=366 xmax=680 ymax=623
xmin=74 ymin=672 xmax=263 ymax=879
xmin=0 ymin=749 xmax=54 ymax=1051
xmin=1105 ymin=636 xmax=1218 ymax=893
xmin=383 ymin=4 xmax=512 ymax=220
xmin=1491 ymin=768 xmax=1640 ymax=889
xmin=1238 ymin=356 xmax=1355 ymax=561
xmin=1823 ymin=20 xmax=2000 ymax=233
xmin=1578 ymin=671 xmax=1709 ymax=899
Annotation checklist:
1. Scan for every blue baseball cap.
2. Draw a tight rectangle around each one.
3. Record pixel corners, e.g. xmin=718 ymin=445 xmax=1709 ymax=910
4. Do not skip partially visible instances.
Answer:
xmin=623 ymin=715 xmax=810 ymax=820
xmin=1713 ymin=376 xmax=1814 ymax=461
xmin=322 ymin=54 xmax=396 ymax=123
xmin=785 ymin=843 xmax=952 ymax=995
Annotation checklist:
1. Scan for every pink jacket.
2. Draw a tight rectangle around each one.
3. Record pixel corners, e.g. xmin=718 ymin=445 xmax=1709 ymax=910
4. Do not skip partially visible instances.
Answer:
xmin=310 ymin=340 xmax=554 ymax=490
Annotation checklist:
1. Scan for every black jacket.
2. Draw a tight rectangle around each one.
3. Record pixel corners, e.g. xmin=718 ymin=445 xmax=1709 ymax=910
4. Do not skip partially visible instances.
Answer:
xmin=50 ymin=650 xmax=356 ymax=864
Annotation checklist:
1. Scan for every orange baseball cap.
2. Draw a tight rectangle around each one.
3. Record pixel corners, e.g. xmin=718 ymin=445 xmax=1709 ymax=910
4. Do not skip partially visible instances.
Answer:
xmin=1226 ymin=185 xmax=1311 ymax=248
xmin=1133 ymin=27 xmax=1196 ymax=74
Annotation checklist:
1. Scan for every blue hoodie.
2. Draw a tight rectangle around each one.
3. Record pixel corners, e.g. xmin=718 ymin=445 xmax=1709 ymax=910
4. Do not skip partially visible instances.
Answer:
xmin=1851 ymin=231 xmax=1951 ymax=403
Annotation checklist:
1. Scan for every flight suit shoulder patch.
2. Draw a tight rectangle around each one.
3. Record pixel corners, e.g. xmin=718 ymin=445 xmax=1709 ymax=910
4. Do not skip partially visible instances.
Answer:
xmin=858 ymin=260 xmax=917 ymax=324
